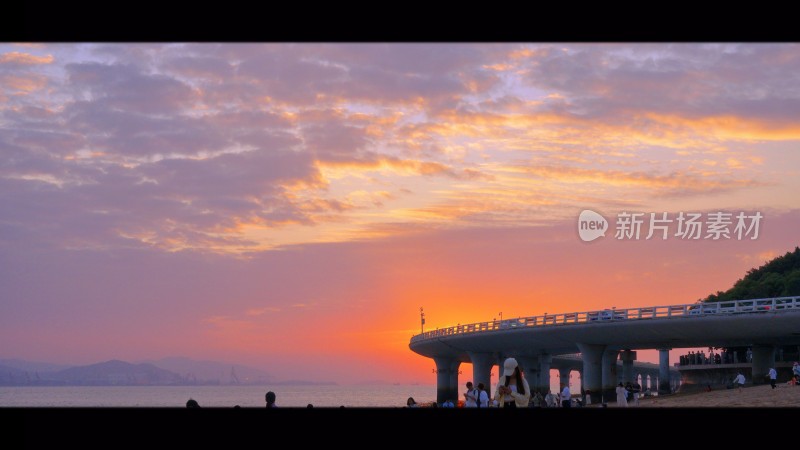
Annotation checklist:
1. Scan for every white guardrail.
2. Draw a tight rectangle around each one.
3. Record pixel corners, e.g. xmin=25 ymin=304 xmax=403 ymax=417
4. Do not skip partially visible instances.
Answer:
xmin=410 ymin=296 xmax=800 ymax=343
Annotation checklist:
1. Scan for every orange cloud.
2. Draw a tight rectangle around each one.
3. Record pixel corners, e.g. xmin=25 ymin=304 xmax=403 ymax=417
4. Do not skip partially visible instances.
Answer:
xmin=246 ymin=307 xmax=281 ymax=316
xmin=644 ymin=113 xmax=800 ymax=142
xmin=524 ymin=165 xmax=763 ymax=195
xmin=0 ymin=52 xmax=54 ymax=65
xmin=1 ymin=75 xmax=47 ymax=94
xmin=317 ymin=156 xmax=486 ymax=180
xmin=482 ymin=63 xmax=513 ymax=72
xmin=508 ymin=48 xmax=546 ymax=60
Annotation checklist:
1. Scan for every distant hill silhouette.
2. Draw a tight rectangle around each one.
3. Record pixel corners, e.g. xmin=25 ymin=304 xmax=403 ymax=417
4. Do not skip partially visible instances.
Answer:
xmin=51 ymin=360 xmax=185 ymax=385
xmin=0 ymin=359 xmax=184 ymax=386
xmin=0 ymin=357 xmax=336 ymax=386
xmin=701 ymin=247 xmax=800 ymax=302
xmin=140 ymin=356 xmax=274 ymax=384
xmin=0 ymin=358 xmax=72 ymax=373
xmin=0 ymin=364 xmax=30 ymax=384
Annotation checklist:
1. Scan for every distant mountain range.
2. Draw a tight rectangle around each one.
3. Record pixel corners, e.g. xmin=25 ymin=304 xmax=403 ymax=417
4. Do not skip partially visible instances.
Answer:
xmin=139 ymin=357 xmax=275 ymax=385
xmin=0 ymin=357 xmax=335 ymax=386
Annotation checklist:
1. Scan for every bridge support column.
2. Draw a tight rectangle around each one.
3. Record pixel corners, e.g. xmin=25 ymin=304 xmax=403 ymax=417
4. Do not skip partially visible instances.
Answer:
xmin=449 ymin=360 xmax=461 ymax=403
xmin=602 ymin=348 xmax=620 ymax=402
xmin=467 ymin=352 xmax=493 ymax=398
xmin=515 ymin=356 xmax=539 ymax=396
xmin=558 ymin=367 xmax=571 ymax=391
xmin=751 ymin=345 xmax=776 ymax=385
xmin=496 ymin=355 xmax=508 ymax=375
xmin=621 ymin=350 xmax=635 ymax=384
xmin=493 ymin=354 xmax=509 ymax=399
xmin=577 ymin=343 xmax=605 ymax=403
xmin=538 ymin=354 xmax=552 ymax=393
xmin=433 ymin=357 xmax=460 ymax=405
xmin=658 ymin=348 xmax=671 ymax=395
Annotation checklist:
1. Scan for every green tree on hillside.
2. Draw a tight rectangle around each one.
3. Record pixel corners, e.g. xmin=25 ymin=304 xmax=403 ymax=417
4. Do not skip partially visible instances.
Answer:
xmin=699 ymin=246 xmax=800 ymax=364
xmin=701 ymin=247 xmax=800 ymax=302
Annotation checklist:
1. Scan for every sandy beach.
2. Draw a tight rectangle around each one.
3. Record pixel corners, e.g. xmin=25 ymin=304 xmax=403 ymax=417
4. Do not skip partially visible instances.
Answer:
xmin=600 ymin=383 xmax=800 ymax=407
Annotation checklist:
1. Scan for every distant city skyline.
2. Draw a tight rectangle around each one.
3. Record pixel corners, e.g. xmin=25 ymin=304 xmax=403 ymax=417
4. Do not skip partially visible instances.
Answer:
xmin=2 ymin=43 xmax=799 ymax=384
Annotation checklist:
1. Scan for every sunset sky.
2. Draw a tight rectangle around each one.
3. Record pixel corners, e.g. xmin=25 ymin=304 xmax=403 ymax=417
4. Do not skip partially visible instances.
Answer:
xmin=2 ymin=43 xmax=800 ymax=384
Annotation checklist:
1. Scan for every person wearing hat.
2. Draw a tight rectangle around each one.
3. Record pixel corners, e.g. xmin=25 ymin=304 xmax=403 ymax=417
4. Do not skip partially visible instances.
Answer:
xmin=494 ymin=357 xmax=530 ymax=408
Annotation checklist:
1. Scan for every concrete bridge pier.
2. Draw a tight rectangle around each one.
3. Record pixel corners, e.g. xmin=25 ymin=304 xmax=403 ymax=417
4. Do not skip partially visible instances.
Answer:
xmin=515 ymin=356 xmax=539 ymax=395
xmin=602 ymin=348 xmax=620 ymax=402
xmin=496 ymin=354 xmax=508 ymax=376
xmin=621 ymin=350 xmax=635 ymax=384
xmin=448 ymin=360 xmax=461 ymax=403
xmin=538 ymin=354 xmax=552 ymax=394
xmin=577 ymin=343 xmax=605 ymax=402
xmin=433 ymin=356 xmax=460 ymax=405
xmin=658 ymin=348 xmax=671 ymax=395
xmin=467 ymin=352 xmax=493 ymax=398
xmin=558 ymin=367 xmax=571 ymax=391
xmin=751 ymin=344 xmax=776 ymax=385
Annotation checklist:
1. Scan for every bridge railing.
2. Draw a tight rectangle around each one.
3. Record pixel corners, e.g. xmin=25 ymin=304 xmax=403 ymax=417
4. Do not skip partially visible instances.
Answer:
xmin=410 ymin=296 xmax=800 ymax=343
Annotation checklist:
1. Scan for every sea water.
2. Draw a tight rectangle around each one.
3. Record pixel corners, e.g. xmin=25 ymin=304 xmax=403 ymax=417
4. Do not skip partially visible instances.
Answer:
xmin=0 ymin=384 xmax=437 ymax=408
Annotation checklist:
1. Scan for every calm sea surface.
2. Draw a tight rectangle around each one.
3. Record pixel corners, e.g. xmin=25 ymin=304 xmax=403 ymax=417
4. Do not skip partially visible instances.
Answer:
xmin=0 ymin=384 xmax=437 ymax=408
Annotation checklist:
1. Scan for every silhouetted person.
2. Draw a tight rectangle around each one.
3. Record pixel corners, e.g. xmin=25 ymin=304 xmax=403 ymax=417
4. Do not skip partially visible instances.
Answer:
xmin=560 ymin=383 xmax=571 ymax=408
xmin=733 ymin=372 xmax=745 ymax=392
xmin=266 ymin=391 xmax=277 ymax=408
xmin=406 ymin=397 xmax=418 ymax=408
xmin=186 ymin=398 xmax=200 ymax=408
xmin=477 ymin=382 xmax=489 ymax=408
xmin=307 ymin=403 xmax=314 ymax=408
xmin=615 ymin=383 xmax=628 ymax=407
xmin=463 ymin=381 xmax=478 ymax=408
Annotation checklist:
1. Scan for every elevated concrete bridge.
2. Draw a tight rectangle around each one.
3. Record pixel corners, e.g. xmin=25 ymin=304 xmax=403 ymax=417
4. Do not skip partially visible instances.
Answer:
xmin=409 ymin=297 xmax=800 ymax=404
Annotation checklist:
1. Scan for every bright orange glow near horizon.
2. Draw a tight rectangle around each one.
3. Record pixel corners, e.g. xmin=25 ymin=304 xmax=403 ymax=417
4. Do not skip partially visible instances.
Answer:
xmin=1 ymin=43 xmax=800 ymax=387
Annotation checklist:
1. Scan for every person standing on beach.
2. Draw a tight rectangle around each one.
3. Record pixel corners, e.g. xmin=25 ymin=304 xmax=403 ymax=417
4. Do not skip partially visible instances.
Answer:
xmin=615 ymin=382 xmax=628 ymax=407
xmin=544 ymin=390 xmax=556 ymax=407
xmin=463 ymin=381 xmax=478 ymax=408
xmin=768 ymin=367 xmax=777 ymax=389
xmin=733 ymin=372 xmax=746 ymax=392
xmin=265 ymin=391 xmax=277 ymax=408
xmin=560 ymin=383 xmax=571 ymax=408
xmin=631 ymin=382 xmax=641 ymax=406
xmin=494 ymin=357 xmax=530 ymax=408
xmin=531 ymin=390 xmax=543 ymax=408
xmin=477 ymin=383 xmax=489 ymax=408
